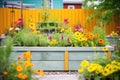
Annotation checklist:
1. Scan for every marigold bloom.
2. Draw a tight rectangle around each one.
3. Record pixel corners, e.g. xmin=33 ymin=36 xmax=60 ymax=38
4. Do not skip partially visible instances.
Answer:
xmin=34 ymin=70 xmax=40 ymax=75
xmin=22 ymin=74 xmax=27 ymax=79
xmin=16 ymin=65 xmax=23 ymax=72
xmin=24 ymin=61 xmax=31 ymax=67
xmin=98 ymin=39 xmax=104 ymax=44
xmin=3 ymin=71 xmax=8 ymax=75
xmin=22 ymin=51 xmax=31 ymax=59
xmin=17 ymin=73 xmax=23 ymax=78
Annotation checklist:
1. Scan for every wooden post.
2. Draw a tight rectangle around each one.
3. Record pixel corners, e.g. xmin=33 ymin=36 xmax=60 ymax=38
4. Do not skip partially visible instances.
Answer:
xmin=107 ymin=51 xmax=112 ymax=61
xmin=64 ymin=51 xmax=69 ymax=71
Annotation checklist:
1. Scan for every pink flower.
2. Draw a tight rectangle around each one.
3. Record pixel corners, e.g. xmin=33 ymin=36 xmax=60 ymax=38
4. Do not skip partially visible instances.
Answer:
xmin=48 ymin=36 xmax=52 ymax=41
xmin=74 ymin=24 xmax=83 ymax=32
xmin=74 ymin=26 xmax=79 ymax=31
xmin=18 ymin=18 xmax=23 ymax=24
xmin=116 ymin=26 xmax=120 ymax=29
xmin=61 ymin=35 xmax=64 ymax=40
xmin=17 ymin=18 xmax=23 ymax=27
xmin=64 ymin=18 xmax=68 ymax=24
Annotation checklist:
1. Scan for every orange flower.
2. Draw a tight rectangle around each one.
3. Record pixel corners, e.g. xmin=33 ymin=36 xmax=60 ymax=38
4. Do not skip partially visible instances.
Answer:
xmin=22 ymin=51 xmax=31 ymax=59
xmin=24 ymin=61 xmax=31 ymax=67
xmin=16 ymin=65 xmax=23 ymax=72
xmin=30 ymin=63 xmax=34 ymax=68
xmin=95 ymin=34 xmax=99 ymax=38
xmin=98 ymin=39 xmax=104 ymax=44
xmin=34 ymin=70 xmax=40 ymax=75
xmin=17 ymin=73 xmax=23 ymax=78
xmin=3 ymin=71 xmax=8 ymax=75
xmin=17 ymin=55 xmax=21 ymax=60
xmin=21 ymin=74 xmax=27 ymax=80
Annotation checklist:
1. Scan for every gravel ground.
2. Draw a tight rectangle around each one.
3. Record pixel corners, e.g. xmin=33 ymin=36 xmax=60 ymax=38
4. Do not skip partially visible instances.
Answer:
xmin=34 ymin=72 xmax=85 ymax=80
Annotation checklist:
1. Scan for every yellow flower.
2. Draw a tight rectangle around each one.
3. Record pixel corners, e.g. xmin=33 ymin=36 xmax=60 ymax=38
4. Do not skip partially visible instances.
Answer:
xmin=74 ymin=31 xmax=81 ymax=37
xmin=29 ymin=23 xmax=36 ymax=29
xmin=112 ymin=65 xmax=118 ymax=72
xmin=96 ymin=65 xmax=103 ymax=74
xmin=80 ymin=60 xmax=89 ymax=67
xmin=110 ymin=31 xmax=118 ymax=37
xmin=88 ymin=66 xmax=95 ymax=72
xmin=102 ymin=47 xmax=108 ymax=51
xmin=60 ymin=28 xmax=64 ymax=32
xmin=87 ymin=64 xmax=97 ymax=72
xmin=50 ymin=39 xmax=58 ymax=45
xmin=102 ymin=69 xmax=110 ymax=76
xmin=111 ymin=60 xmax=117 ymax=65
xmin=16 ymin=65 xmax=23 ymax=72
xmin=78 ymin=68 xmax=84 ymax=73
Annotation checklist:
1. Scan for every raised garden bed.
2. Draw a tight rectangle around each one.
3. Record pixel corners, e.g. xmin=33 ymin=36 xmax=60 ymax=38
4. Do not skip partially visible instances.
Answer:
xmin=11 ymin=47 xmax=114 ymax=71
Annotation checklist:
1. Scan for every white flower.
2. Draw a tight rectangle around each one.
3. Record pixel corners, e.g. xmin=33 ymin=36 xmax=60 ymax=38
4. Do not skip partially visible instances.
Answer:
xmin=15 ymin=27 xmax=20 ymax=31
xmin=9 ymin=27 xmax=13 ymax=31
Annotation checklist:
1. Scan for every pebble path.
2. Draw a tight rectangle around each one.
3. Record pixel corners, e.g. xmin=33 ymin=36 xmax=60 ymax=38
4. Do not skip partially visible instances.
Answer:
xmin=34 ymin=72 xmax=85 ymax=80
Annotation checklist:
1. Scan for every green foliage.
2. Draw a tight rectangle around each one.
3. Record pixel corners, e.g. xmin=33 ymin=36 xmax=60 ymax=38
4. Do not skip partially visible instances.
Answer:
xmin=0 ymin=36 xmax=13 ymax=74
xmin=93 ymin=26 xmax=109 ymax=46
xmin=83 ymin=0 xmax=120 ymax=25
xmin=37 ymin=34 xmax=49 ymax=46
xmin=13 ymin=28 xmax=39 ymax=46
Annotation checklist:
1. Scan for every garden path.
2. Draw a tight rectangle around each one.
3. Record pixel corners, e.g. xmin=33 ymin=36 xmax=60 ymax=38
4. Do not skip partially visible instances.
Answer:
xmin=34 ymin=72 xmax=84 ymax=80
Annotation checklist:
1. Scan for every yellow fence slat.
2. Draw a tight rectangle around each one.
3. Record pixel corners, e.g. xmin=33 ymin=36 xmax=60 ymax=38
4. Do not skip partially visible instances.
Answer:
xmin=0 ymin=8 xmax=119 ymax=35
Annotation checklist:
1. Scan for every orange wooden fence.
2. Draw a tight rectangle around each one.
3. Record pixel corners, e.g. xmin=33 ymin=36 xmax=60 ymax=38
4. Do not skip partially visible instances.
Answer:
xmin=0 ymin=8 xmax=119 ymax=35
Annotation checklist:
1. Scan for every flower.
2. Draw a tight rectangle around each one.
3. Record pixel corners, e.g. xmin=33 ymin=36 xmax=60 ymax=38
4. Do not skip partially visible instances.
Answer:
xmin=64 ymin=18 xmax=69 ymax=24
xmin=80 ymin=60 xmax=89 ymax=67
xmin=78 ymin=55 xmax=120 ymax=80
xmin=18 ymin=18 xmax=24 ymax=28
xmin=5 ymin=51 xmax=34 ymax=80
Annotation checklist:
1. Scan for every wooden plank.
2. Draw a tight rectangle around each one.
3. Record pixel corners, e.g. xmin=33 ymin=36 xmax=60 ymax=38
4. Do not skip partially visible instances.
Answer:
xmin=32 ymin=61 xmax=64 ymax=70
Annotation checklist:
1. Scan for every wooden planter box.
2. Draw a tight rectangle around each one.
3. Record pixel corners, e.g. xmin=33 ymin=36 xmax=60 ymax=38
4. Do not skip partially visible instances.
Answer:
xmin=11 ymin=47 xmax=114 ymax=71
